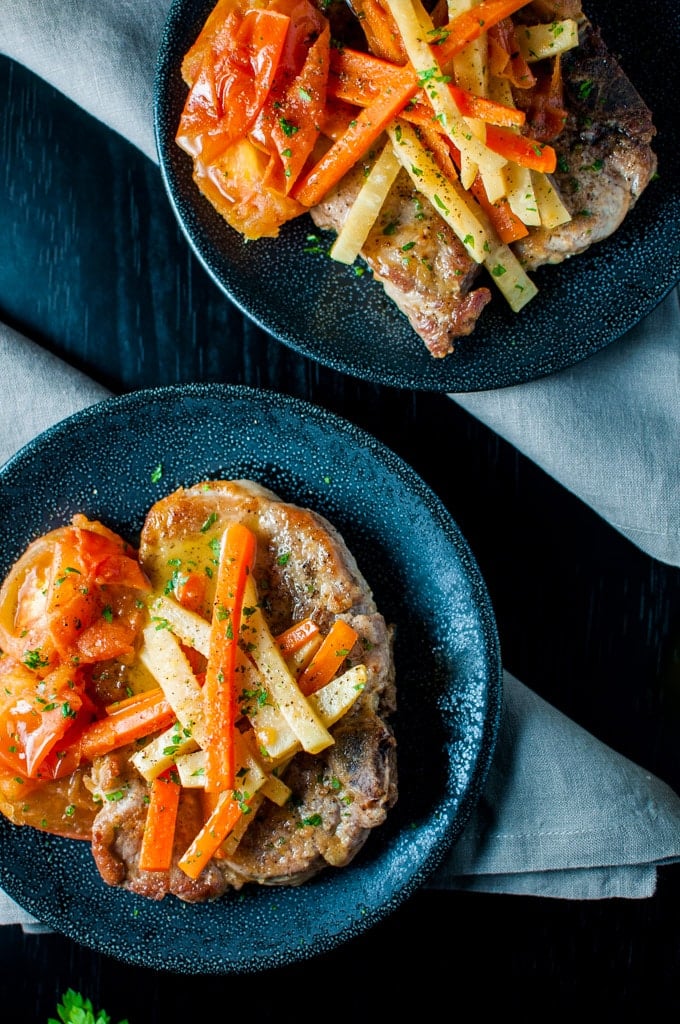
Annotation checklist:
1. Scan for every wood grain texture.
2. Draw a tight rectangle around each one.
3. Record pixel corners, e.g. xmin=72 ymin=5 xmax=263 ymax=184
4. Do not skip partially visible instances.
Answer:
xmin=0 ymin=54 xmax=679 ymax=1016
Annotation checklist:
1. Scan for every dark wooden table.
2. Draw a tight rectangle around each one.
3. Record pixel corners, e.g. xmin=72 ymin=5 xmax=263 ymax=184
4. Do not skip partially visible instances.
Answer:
xmin=1 ymin=54 xmax=679 ymax=1017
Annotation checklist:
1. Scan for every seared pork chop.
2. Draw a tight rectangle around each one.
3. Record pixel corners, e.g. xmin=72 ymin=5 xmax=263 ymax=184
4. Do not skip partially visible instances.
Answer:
xmin=311 ymin=0 xmax=657 ymax=356
xmin=311 ymin=166 xmax=492 ymax=359
xmin=89 ymin=480 xmax=397 ymax=900
xmin=513 ymin=15 xmax=657 ymax=269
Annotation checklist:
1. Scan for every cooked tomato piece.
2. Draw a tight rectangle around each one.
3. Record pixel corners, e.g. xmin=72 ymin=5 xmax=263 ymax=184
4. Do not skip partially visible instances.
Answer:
xmin=0 ymin=662 xmax=89 ymax=778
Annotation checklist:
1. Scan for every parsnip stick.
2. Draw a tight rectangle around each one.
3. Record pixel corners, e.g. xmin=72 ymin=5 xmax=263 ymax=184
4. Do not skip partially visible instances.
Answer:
xmin=150 ymin=596 xmax=210 ymax=656
xmin=517 ymin=19 xmax=579 ymax=62
xmin=261 ymin=664 xmax=368 ymax=767
xmin=242 ymin=576 xmax=334 ymax=755
xmin=387 ymin=120 xmax=489 ymax=263
xmin=131 ymin=721 xmax=199 ymax=782
xmin=330 ymin=140 xmax=402 ymax=265
xmin=138 ymin=624 xmax=205 ymax=735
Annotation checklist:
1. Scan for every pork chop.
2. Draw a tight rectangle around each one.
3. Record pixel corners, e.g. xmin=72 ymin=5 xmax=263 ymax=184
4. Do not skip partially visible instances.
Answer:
xmin=89 ymin=480 xmax=397 ymax=899
xmin=311 ymin=0 xmax=657 ymax=355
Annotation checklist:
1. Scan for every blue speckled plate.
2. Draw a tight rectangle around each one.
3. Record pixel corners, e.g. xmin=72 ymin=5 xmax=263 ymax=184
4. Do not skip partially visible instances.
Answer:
xmin=154 ymin=0 xmax=680 ymax=392
xmin=0 ymin=384 xmax=501 ymax=975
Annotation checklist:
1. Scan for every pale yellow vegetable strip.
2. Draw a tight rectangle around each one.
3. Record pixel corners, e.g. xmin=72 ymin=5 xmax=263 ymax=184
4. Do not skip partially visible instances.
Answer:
xmin=531 ymin=170 xmax=572 ymax=229
xmin=481 ymin=232 xmax=538 ymax=311
xmin=286 ymin=633 xmax=323 ymax=676
xmin=138 ymin=624 xmax=206 ymax=740
xmin=480 ymin=165 xmax=507 ymax=205
xmin=219 ymin=791 xmax=266 ymax=857
xmin=383 ymin=0 xmax=507 ymax=188
xmin=151 ymin=593 xmax=323 ymax=674
xmin=150 ymin=596 xmax=210 ymax=656
xmin=129 ymin=624 xmax=207 ymax=780
xmin=387 ymin=120 xmax=488 ymax=263
xmin=330 ymin=140 xmax=402 ymax=265
xmin=447 ymin=0 xmax=475 ymax=17
xmin=130 ymin=722 xmax=199 ymax=782
xmin=265 ymin=664 xmax=368 ymax=769
xmin=517 ymin=19 xmax=579 ymax=62
xmin=174 ymin=737 xmax=291 ymax=804
xmin=237 ymin=729 xmax=292 ymax=805
xmin=259 ymin=772 xmax=291 ymax=806
xmin=175 ymin=744 xmax=265 ymax=791
xmin=242 ymin=576 xmax=333 ymax=755
xmin=173 ymin=748 xmax=211 ymax=788
xmin=504 ymin=161 xmax=541 ymax=226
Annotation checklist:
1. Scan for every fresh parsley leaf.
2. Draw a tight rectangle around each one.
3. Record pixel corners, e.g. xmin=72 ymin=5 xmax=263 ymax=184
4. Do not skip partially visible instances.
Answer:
xmin=48 ymin=988 xmax=130 ymax=1024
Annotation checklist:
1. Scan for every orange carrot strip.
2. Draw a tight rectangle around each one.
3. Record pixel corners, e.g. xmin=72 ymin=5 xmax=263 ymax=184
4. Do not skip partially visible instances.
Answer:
xmin=138 ymin=770 xmax=182 ymax=872
xmin=447 ymin=85 xmax=525 ymax=127
xmin=328 ymin=46 xmax=417 ymax=106
xmin=297 ymin=619 xmax=359 ymax=697
xmin=104 ymin=687 xmax=178 ymax=716
xmin=328 ymin=47 xmax=524 ymax=128
xmin=431 ymin=0 xmax=530 ymax=66
xmin=275 ymin=617 xmax=320 ymax=655
xmin=351 ymin=0 xmax=407 ymax=64
xmin=175 ymin=570 xmax=208 ymax=614
xmin=178 ymin=790 xmax=247 ymax=879
xmin=471 ymin=180 xmax=529 ymax=243
xmin=292 ymin=74 xmax=419 ymax=207
xmin=485 ymin=124 xmax=557 ymax=172
xmin=80 ymin=688 xmax=175 ymax=761
xmin=203 ymin=522 xmax=257 ymax=793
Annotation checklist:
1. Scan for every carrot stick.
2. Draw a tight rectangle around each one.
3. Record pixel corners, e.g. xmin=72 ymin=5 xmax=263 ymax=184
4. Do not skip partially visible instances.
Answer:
xmin=485 ymin=124 xmax=557 ymax=172
xmin=138 ymin=770 xmax=181 ymax=872
xmin=203 ymin=522 xmax=257 ymax=793
xmin=80 ymin=688 xmax=176 ymax=761
xmin=275 ymin=617 xmax=320 ymax=655
xmin=354 ymin=0 xmax=407 ymax=64
xmin=431 ymin=0 xmax=530 ymax=66
xmin=447 ymin=86 xmax=525 ymax=127
xmin=470 ymin=179 xmax=529 ymax=243
xmin=292 ymin=74 xmax=418 ymax=207
xmin=297 ymin=619 xmax=359 ymax=697
xmin=328 ymin=46 xmax=417 ymax=106
xmin=178 ymin=790 xmax=247 ymax=879
xmin=329 ymin=47 xmax=525 ymax=128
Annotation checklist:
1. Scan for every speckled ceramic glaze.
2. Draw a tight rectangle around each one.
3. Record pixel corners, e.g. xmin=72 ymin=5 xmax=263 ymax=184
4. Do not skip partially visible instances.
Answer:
xmin=0 ymin=385 xmax=501 ymax=974
xmin=154 ymin=0 xmax=680 ymax=392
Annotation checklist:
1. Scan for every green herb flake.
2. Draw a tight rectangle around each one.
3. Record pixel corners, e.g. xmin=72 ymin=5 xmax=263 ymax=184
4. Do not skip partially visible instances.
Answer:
xmin=200 ymin=512 xmax=219 ymax=534
xmin=279 ymin=116 xmax=299 ymax=137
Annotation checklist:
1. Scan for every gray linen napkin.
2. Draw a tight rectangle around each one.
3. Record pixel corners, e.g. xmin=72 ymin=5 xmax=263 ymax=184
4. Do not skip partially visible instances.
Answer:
xmin=1 ymin=0 xmax=680 ymax=926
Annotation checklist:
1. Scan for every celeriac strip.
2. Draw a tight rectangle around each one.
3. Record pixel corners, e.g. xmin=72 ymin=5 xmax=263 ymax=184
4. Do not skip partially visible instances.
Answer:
xmin=330 ymin=140 xmax=402 ymax=265
xmin=516 ymin=19 xmax=579 ymax=61
xmin=252 ymin=663 xmax=367 ymax=765
xmin=387 ymin=119 xmax=488 ymax=263
xmin=242 ymin=576 xmax=334 ymax=755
